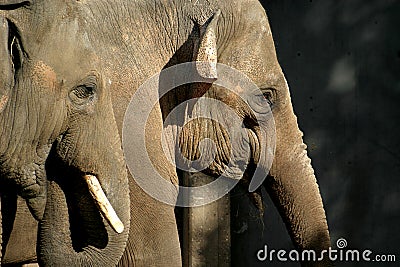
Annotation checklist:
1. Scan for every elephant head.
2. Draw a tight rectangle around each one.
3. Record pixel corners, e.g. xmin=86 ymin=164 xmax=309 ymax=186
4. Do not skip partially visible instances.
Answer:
xmin=0 ymin=1 xmax=129 ymax=266
xmin=161 ymin=2 xmax=331 ymax=264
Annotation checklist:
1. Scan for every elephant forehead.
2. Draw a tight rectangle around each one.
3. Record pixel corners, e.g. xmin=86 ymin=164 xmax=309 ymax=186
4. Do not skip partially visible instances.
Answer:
xmin=31 ymin=61 xmax=58 ymax=90
xmin=35 ymin=42 xmax=100 ymax=86
xmin=33 ymin=18 xmax=100 ymax=80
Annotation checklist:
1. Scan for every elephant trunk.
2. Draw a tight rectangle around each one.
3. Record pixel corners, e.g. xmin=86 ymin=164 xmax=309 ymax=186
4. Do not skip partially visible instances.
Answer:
xmin=37 ymin=110 xmax=130 ymax=266
xmin=266 ymin=94 xmax=331 ymax=265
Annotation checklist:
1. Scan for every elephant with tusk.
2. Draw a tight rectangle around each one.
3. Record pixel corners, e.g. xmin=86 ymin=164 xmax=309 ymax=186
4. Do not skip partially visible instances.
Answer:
xmin=0 ymin=0 xmax=331 ymax=266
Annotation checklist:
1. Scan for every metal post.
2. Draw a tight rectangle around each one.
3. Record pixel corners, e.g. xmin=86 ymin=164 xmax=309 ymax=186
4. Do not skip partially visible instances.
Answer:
xmin=182 ymin=172 xmax=230 ymax=267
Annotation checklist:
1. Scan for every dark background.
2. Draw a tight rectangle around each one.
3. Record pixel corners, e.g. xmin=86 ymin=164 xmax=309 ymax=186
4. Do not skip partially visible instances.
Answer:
xmin=231 ymin=0 xmax=400 ymax=266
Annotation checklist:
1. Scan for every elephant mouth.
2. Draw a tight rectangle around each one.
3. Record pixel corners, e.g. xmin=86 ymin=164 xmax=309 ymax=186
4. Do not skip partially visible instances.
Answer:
xmin=46 ymin=154 xmax=125 ymax=234
xmin=178 ymin=117 xmax=263 ymax=181
xmin=6 ymin=146 xmax=125 ymax=235
xmin=83 ymin=174 xmax=124 ymax=234
xmin=39 ymin=151 xmax=126 ymax=251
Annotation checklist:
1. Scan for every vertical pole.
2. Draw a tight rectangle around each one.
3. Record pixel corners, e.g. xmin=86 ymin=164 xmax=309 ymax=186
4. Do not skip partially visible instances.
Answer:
xmin=182 ymin=172 xmax=230 ymax=267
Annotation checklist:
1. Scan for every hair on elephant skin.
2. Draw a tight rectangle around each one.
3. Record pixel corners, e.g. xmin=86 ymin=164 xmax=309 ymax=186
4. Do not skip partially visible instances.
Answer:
xmin=0 ymin=0 xmax=330 ymax=266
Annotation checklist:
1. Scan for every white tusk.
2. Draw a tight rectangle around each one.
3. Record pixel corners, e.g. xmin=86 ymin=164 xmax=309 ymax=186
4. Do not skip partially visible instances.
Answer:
xmin=84 ymin=175 xmax=124 ymax=234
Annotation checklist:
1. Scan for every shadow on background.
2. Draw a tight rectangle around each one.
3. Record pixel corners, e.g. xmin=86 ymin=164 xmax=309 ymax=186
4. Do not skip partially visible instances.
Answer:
xmin=232 ymin=0 xmax=400 ymax=266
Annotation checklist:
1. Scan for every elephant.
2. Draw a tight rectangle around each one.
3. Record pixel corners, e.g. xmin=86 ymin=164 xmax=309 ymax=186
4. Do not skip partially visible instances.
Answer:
xmin=0 ymin=0 xmax=331 ymax=266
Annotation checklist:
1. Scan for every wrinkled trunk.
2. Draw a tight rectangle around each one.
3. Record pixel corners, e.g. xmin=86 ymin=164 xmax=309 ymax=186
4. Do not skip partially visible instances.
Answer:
xmin=37 ymin=108 xmax=130 ymax=266
xmin=38 ymin=178 xmax=129 ymax=266
xmin=38 ymin=151 xmax=130 ymax=266
xmin=266 ymin=95 xmax=331 ymax=266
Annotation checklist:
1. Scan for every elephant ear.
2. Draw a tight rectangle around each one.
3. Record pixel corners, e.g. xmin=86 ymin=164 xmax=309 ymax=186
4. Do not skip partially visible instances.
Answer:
xmin=192 ymin=10 xmax=220 ymax=82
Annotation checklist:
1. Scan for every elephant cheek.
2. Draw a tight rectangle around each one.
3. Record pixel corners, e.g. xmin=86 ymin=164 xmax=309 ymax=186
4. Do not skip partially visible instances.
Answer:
xmin=0 ymin=95 xmax=8 ymax=113
xmin=243 ymin=120 xmax=276 ymax=193
xmin=30 ymin=61 xmax=58 ymax=92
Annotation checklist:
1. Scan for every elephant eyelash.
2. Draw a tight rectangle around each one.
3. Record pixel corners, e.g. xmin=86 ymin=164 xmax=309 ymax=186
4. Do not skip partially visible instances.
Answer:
xmin=73 ymin=85 xmax=95 ymax=99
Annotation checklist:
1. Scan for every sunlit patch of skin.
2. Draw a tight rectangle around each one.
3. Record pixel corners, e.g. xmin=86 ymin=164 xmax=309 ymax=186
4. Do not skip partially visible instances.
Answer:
xmin=0 ymin=94 xmax=8 ymax=112
xmin=31 ymin=61 xmax=58 ymax=90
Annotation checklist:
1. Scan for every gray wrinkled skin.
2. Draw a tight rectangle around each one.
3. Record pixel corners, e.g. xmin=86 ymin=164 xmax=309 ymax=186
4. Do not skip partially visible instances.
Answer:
xmin=0 ymin=0 xmax=330 ymax=266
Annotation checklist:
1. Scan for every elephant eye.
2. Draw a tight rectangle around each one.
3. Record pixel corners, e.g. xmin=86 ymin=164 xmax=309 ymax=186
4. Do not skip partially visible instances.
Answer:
xmin=247 ymin=87 xmax=276 ymax=115
xmin=69 ymin=76 xmax=98 ymax=107
xmin=0 ymin=0 xmax=32 ymax=9
xmin=260 ymin=88 xmax=276 ymax=106
xmin=73 ymin=85 xmax=95 ymax=99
